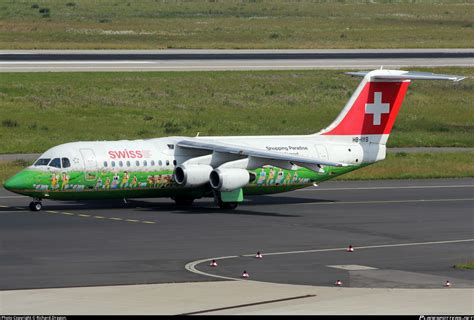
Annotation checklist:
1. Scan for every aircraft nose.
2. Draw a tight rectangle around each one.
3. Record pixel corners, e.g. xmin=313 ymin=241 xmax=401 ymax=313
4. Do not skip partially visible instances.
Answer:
xmin=4 ymin=170 xmax=30 ymax=192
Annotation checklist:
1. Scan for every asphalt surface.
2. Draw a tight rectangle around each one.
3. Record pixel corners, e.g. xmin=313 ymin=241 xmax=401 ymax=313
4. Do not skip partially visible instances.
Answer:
xmin=0 ymin=178 xmax=472 ymax=291
xmin=1 ymin=49 xmax=473 ymax=71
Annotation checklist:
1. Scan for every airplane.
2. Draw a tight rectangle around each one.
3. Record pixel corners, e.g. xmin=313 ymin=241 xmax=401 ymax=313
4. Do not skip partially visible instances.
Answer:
xmin=4 ymin=69 xmax=465 ymax=212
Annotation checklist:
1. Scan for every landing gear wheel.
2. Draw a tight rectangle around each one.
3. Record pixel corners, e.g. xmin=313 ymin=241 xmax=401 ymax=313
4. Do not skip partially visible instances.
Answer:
xmin=218 ymin=201 xmax=238 ymax=210
xmin=29 ymin=201 xmax=42 ymax=212
xmin=213 ymin=190 xmax=238 ymax=210
xmin=173 ymin=197 xmax=195 ymax=206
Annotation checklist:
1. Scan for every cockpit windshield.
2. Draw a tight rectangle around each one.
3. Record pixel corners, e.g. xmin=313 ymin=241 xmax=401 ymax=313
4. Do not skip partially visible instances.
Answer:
xmin=49 ymin=158 xmax=61 ymax=168
xmin=34 ymin=158 xmax=51 ymax=166
xmin=33 ymin=157 xmax=71 ymax=168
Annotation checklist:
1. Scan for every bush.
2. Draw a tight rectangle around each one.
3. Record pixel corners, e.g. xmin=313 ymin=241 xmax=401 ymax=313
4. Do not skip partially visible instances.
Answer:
xmin=161 ymin=121 xmax=182 ymax=134
xmin=2 ymin=119 xmax=19 ymax=128
xmin=65 ymin=2 xmax=75 ymax=7
xmin=269 ymin=32 xmax=279 ymax=39
xmin=31 ymin=4 xmax=39 ymax=9
xmin=39 ymin=8 xmax=50 ymax=14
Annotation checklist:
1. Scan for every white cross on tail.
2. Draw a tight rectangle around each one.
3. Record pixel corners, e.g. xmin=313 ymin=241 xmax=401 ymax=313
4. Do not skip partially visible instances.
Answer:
xmin=365 ymin=92 xmax=390 ymax=125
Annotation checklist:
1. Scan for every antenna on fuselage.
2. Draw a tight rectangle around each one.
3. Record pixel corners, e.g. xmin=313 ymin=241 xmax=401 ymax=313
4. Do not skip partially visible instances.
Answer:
xmin=196 ymin=132 xmax=200 ymax=137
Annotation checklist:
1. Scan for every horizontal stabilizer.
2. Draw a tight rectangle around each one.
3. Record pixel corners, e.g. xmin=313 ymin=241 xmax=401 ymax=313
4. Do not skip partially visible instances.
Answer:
xmin=346 ymin=70 xmax=465 ymax=82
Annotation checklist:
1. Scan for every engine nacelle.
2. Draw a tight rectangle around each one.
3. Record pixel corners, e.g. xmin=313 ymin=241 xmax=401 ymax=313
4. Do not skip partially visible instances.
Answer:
xmin=209 ymin=168 xmax=250 ymax=192
xmin=174 ymin=164 xmax=213 ymax=188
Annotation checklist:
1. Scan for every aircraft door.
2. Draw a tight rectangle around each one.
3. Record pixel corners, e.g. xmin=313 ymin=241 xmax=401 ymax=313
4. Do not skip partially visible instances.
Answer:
xmin=315 ymin=145 xmax=329 ymax=161
xmin=80 ymin=148 xmax=98 ymax=181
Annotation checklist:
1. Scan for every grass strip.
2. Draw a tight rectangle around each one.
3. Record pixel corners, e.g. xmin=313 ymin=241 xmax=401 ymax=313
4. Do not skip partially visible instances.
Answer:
xmin=453 ymin=262 xmax=474 ymax=270
xmin=1 ymin=0 xmax=473 ymax=49
xmin=1 ymin=68 xmax=473 ymax=154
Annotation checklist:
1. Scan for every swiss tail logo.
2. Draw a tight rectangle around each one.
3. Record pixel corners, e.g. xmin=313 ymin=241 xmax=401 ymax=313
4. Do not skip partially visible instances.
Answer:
xmin=322 ymin=81 xmax=410 ymax=136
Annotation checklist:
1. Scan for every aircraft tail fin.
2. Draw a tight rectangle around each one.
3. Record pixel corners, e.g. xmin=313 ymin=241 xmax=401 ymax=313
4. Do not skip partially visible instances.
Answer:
xmin=318 ymin=70 xmax=464 ymax=143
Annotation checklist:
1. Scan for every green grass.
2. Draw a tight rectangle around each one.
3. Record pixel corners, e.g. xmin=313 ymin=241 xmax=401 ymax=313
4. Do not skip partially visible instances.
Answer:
xmin=336 ymin=152 xmax=474 ymax=180
xmin=454 ymin=261 xmax=474 ymax=270
xmin=0 ymin=68 xmax=472 ymax=154
xmin=0 ymin=0 xmax=473 ymax=49
xmin=2 ymin=152 xmax=473 ymax=186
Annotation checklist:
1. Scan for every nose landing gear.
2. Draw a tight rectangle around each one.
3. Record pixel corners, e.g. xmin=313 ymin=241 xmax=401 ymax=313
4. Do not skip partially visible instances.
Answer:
xmin=29 ymin=199 xmax=42 ymax=211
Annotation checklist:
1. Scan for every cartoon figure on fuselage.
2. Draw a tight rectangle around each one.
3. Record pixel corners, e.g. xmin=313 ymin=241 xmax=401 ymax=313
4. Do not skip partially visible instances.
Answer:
xmin=256 ymin=169 xmax=266 ymax=185
xmin=50 ymin=174 xmax=59 ymax=189
xmin=292 ymin=172 xmax=298 ymax=184
xmin=4 ymin=69 xmax=464 ymax=212
xmin=284 ymin=171 xmax=292 ymax=185
xmin=275 ymin=169 xmax=285 ymax=185
xmin=147 ymin=175 xmax=154 ymax=187
xmin=130 ymin=176 xmax=138 ymax=188
xmin=95 ymin=177 xmax=102 ymax=190
xmin=153 ymin=175 xmax=160 ymax=187
xmin=162 ymin=174 xmax=172 ymax=187
xmin=267 ymin=168 xmax=275 ymax=185
xmin=104 ymin=177 xmax=111 ymax=190
xmin=111 ymin=174 xmax=120 ymax=189
xmin=120 ymin=171 xmax=130 ymax=188
xmin=61 ymin=173 xmax=69 ymax=190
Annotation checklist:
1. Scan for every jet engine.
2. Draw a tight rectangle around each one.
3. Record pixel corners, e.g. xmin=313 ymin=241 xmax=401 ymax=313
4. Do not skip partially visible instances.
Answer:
xmin=174 ymin=164 xmax=213 ymax=188
xmin=209 ymin=168 xmax=251 ymax=192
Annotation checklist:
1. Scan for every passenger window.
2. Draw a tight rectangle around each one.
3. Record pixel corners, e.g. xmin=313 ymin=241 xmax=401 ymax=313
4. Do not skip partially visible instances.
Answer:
xmin=158 ymin=160 xmax=162 ymax=166
xmin=166 ymin=160 xmax=170 ymax=166
xmin=104 ymin=161 xmax=108 ymax=168
xmin=126 ymin=161 xmax=130 ymax=167
xmin=34 ymin=158 xmax=51 ymax=166
xmin=143 ymin=160 xmax=147 ymax=167
xmin=49 ymin=158 xmax=61 ymax=168
xmin=62 ymin=158 xmax=71 ymax=168
xmin=136 ymin=160 xmax=140 ymax=167
xmin=119 ymin=161 xmax=123 ymax=167
xmin=111 ymin=161 xmax=116 ymax=168
xmin=173 ymin=160 xmax=177 ymax=166
xmin=151 ymin=160 xmax=155 ymax=166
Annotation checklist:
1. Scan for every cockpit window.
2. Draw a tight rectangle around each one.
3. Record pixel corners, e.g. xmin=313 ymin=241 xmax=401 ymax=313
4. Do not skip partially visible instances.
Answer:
xmin=49 ymin=158 xmax=61 ymax=168
xmin=34 ymin=158 xmax=51 ymax=166
xmin=62 ymin=158 xmax=71 ymax=168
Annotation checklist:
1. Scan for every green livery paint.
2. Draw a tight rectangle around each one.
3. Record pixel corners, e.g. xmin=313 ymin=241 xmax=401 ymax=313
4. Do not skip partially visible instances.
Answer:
xmin=5 ymin=165 xmax=360 ymax=201
xmin=221 ymin=188 xmax=244 ymax=202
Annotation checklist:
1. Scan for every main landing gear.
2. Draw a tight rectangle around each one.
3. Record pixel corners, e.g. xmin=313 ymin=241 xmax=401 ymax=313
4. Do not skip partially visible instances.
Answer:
xmin=173 ymin=196 xmax=195 ymax=207
xmin=213 ymin=191 xmax=238 ymax=210
xmin=217 ymin=201 xmax=238 ymax=210
xmin=29 ymin=199 xmax=42 ymax=211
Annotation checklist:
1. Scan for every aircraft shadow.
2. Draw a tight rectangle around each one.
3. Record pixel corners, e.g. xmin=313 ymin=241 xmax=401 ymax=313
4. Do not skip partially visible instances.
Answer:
xmin=1 ymin=196 xmax=335 ymax=218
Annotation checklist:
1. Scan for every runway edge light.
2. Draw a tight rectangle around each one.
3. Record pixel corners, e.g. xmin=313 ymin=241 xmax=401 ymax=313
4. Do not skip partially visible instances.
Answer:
xmin=347 ymin=245 xmax=354 ymax=252
xmin=255 ymin=251 xmax=263 ymax=259
xmin=242 ymin=270 xmax=249 ymax=279
xmin=210 ymin=259 xmax=218 ymax=267
xmin=335 ymin=280 xmax=343 ymax=286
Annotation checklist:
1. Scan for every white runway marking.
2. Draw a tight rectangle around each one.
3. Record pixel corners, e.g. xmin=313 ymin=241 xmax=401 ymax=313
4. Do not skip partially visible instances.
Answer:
xmin=3 ymin=63 xmax=473 ymax=72
xmin=185 ymin=238 xmax=474 ymax=282
xmin=290 ymin=198 xmax=473 ymax=206
xmin=327 ymin=265 xmax=378 ymax=271
xmin=0 ymin=196 xmax=27 ymax=199
xmin=297 ymin=184 xmax=474 ymax=192
xmin=0 ymin=61 xmax=154 ymax=64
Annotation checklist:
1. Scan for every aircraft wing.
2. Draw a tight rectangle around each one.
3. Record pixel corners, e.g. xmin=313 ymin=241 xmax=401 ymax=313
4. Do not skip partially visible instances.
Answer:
xmin=176 ymin=138 xmax=347 ymax=168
